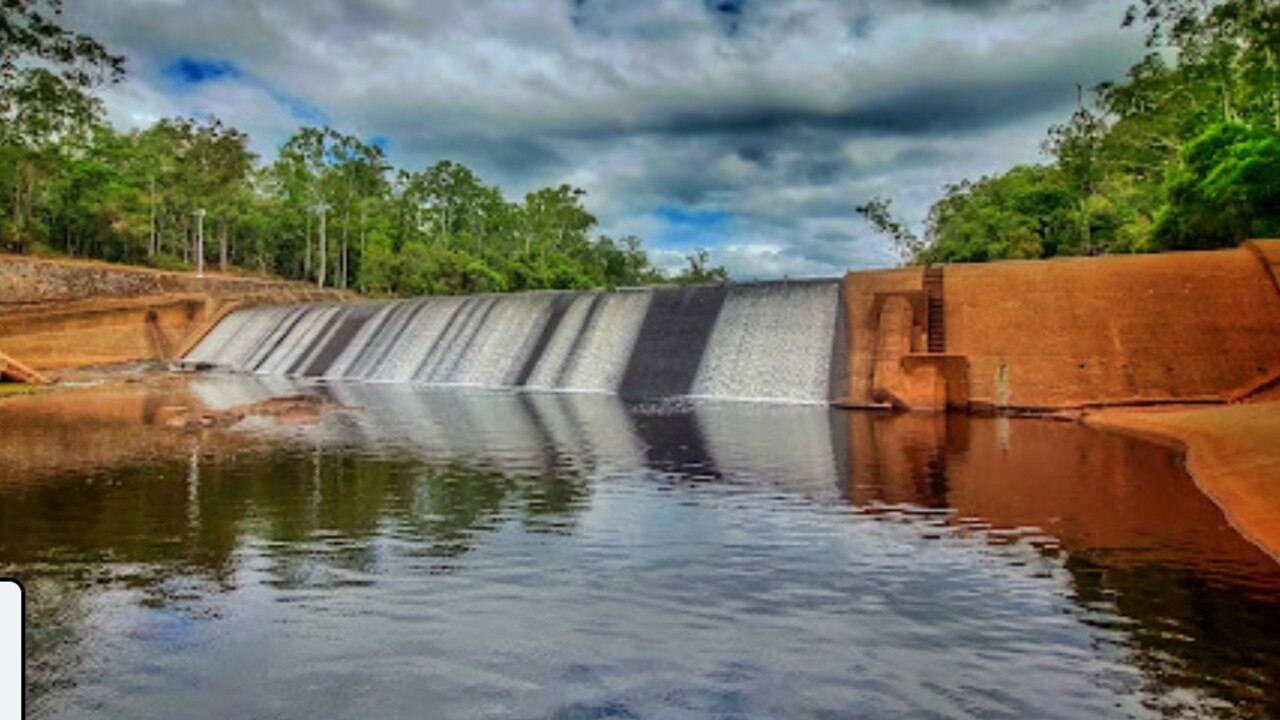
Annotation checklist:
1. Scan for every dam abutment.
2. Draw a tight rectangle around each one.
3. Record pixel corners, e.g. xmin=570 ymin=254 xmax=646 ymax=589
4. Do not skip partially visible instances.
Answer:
xmin=843 ymin=240 xmax=1280 ymax=411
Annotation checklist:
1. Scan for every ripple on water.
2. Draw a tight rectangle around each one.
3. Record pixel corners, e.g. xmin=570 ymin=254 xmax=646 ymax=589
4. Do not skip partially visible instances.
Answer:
xmin=3 ymin=383 xmax=1280 ymax=719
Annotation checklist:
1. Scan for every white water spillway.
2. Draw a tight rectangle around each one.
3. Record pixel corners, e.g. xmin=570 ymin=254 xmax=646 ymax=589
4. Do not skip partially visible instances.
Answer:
xmin=185 ymin=281 xmax=847 ymax=403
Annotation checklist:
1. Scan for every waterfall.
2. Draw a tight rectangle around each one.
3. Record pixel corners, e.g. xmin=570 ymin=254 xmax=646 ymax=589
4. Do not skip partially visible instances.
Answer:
xmin=185 ymin=280 xmax=846 ymax=404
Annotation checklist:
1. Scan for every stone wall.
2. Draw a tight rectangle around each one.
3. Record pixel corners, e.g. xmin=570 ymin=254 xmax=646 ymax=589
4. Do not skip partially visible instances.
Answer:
xmin=0 ymin=254 xmax=331 ymax=308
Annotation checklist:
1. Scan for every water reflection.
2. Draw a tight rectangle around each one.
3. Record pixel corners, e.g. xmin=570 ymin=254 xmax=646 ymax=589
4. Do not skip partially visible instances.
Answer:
xmin=1 ymin=379 xmax=1279 ymax=719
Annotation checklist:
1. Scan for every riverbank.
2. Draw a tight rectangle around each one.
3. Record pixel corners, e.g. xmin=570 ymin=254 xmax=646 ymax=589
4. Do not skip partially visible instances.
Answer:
xmin=1084 ymin=400 xmax=1280 ymax=564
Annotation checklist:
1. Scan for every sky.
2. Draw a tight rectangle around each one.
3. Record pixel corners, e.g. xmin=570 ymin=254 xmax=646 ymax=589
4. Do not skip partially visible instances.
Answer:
xmin=64 ymin=0 xmax=1148 ymax=279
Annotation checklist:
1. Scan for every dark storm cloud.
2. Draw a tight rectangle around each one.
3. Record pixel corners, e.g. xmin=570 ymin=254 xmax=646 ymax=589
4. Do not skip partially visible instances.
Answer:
xmin=394 ymin=133 xmax=569 ymax=188
xmin=570 ymin=73 xmax=1074 ymax=138
xmin=67 ymin=0 xmax=1146 ymax=277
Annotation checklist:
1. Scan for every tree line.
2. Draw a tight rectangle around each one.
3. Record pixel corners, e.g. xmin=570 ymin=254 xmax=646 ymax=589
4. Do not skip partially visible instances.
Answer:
xmin=0 ymin=1 xmax=727 ymax=294
xmin=860 ymin=0 xmax=1280 ymax=265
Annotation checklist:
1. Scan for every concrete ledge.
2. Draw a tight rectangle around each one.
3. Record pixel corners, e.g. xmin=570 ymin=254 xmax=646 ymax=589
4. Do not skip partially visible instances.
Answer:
xmin=0 ymin=255 xmax=350 ymax=374
xmin=0 ymin=349 xmax=50 ymax=384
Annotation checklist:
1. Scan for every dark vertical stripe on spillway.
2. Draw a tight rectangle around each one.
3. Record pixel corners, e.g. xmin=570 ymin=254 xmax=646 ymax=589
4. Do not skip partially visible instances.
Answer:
xmin=235 ymin=307 xmax=295 ymax=369
xmin=248 ymin=307 xmax=310 ymax=372
xmin=409 ymin=300 xmax=468 ymax=381
xmin=513 ymin=294 xmax=575 ymax=386
xmin=554 ymin=293 xmax=606 ymax=386
xmin=340 ymin=301 xmax=399 ymax=373
xmin=358 ymin=301 xmax=431 ymax=378
xmin=430 ymin=298 xmax=500 ymax=381
xmin=619 ymin=286 xmax=727 ymax=399
xmin=346 ymin=301 xmax=414 ymax=378
xmin=300 ymin=306 xmax=379 ymax=377
xmin=287 ymin=310 xmax=345 ymax=376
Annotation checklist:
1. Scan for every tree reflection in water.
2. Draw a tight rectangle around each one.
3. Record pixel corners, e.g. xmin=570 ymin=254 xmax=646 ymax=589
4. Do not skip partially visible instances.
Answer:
xmin=1 ymin=381 xmax=1278 ymax=719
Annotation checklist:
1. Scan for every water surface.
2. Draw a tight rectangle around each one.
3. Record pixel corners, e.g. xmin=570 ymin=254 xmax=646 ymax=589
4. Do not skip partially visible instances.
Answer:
xmin=2 ymin=378 xmax=1279 ymax=719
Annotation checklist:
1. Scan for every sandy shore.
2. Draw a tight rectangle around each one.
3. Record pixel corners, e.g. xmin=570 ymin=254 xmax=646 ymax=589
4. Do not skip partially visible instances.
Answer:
xmin=1085 ymin=400 xmax=1280 ymax=564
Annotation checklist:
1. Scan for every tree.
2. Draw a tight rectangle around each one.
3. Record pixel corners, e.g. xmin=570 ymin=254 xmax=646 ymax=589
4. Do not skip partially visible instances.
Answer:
xmin=855 ymin=196 xmax=924 ymax=264
xmin=1156 ymin=121 xmax=1280 ymax=247
xmin=673 ymin=248 xmax=729 ymax=285
xmin=0 ymin=3 xmax=689 ymax=294
xmin=0 ymin=68 xmax=103 ymax=251
xmin=862 ymin=0 xmax=1280 ymax=265
xmin=923 ymin=166 xmax=1079 ymax=263
xmin=0 ymin=0 xmax=124 ymax=104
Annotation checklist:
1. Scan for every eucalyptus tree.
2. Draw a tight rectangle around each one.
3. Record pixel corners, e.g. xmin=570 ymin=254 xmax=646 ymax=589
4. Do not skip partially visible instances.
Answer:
xmin=1 ymin=0 xmax=123 ymax=252
xmin=193 ymin=120 xmax=255 ymax=272
xmin=323 ymin=131 xmax=389 ymax=288
xmin=0 ymin=68 xmax=103 ymax=251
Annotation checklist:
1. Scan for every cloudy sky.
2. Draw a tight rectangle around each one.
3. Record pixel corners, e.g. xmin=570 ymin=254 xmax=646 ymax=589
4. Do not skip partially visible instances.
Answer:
xmin=64 ymin=0 xmax=1147 ymax=278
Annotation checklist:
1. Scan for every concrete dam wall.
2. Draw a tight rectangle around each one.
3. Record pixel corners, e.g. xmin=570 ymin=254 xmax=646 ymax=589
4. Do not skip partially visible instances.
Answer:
xmin=184 ymin=241 xmax=1280 ymax=410
xmin=0 ymin=254 xmax=347 ymax=379
xmin=844 ymin=241 xmax=1280 ymax=409
xmin=185 ymin=280 xmax=846 ymax=404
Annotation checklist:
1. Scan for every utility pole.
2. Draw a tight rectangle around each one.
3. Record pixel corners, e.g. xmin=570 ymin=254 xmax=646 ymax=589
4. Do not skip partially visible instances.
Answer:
xmin=194 ymin=208 xmax=207 ymax=278
xmin=314 ymin=202 xmax=329 ymax=288
xmin=149 ymin=177 xmax=157 ymax=257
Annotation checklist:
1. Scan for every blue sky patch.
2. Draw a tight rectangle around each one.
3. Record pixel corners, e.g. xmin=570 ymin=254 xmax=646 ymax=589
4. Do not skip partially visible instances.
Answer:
xmin=278 ymin=94 xmax=329 ymax=125
xmin=655 ymin=206 xmax=731 ymax=247
xmin=163 ymin=57 xmax=242 ymax=85
xmin=161 ymin=55 xmax=328 ymax=125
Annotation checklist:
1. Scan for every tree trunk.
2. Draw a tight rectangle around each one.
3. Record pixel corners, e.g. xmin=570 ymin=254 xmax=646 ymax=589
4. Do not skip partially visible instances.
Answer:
xmin=219 ymin=219 xmax=229 ymax=272
xmin=10 ymin=175 xmax=20 ymax=251
xmin=1269 ymin=44 xmax=1280 ymax=131
xmin=360 ymin=207 xmax=367 ymax=294
xmin=317 ymin=210 xmax=327 ymax=289
xmin=304 ymin=211 xmax=312 ymax=280
xmin=149 ymin=178 xmax=157 ymax=257
xmin=341 ymin=209 xmax=350 ymax=290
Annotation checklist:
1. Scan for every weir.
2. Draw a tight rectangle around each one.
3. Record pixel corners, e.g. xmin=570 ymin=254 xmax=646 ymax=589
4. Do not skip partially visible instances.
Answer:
xmin=181 ymin=241 xmax=1280 ymax=410
xmin=185 ymin=279 xmax=846 ymax=404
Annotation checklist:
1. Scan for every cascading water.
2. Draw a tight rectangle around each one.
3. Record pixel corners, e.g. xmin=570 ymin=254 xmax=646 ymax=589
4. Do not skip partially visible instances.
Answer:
xmin=185 ymin=280 xmax=846 ymax=403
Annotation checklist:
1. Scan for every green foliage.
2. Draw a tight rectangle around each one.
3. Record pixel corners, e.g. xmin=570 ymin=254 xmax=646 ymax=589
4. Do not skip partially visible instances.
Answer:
xmin=0 ymin=0 xmax=124 ymax=102
xmin=1156 ymin=121 xmax=1280 ymax=248
xmin=0 ymin=5 xmax=727 ymax=294
xmin=922 ymin=166 xmax=1078 ymax=263
xmin=144 ymin=252 xmax=190 ymax=273
xmin=673 ymin=248 xmax=730 ymax=285
xmin=865 ymin=0 xmax=1280 ymax=265
xmin=855 ymin=196 xmax=924 ymax=263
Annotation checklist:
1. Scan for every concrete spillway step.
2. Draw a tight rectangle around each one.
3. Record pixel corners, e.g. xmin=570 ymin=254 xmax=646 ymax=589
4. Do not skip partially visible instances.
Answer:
xmin=185 ymin=281 xmax=847 ymax=404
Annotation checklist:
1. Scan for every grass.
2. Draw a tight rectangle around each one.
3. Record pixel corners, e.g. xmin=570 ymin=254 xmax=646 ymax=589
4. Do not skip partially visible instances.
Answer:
xmin=0 ymin=383 xmax=48 ymax=398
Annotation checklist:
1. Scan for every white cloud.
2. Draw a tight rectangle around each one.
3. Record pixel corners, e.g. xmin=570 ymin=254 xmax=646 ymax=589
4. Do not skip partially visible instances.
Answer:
xmin=64 ymin=0 xmax=1146 ymax=277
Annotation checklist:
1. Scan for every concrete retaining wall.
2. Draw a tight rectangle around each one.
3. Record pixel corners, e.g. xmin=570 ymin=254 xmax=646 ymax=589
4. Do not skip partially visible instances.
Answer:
xmin=842 ymin=241 xmax=1280 ymax=410
xmin=0 ymin=255 xmax=347 ymax=377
